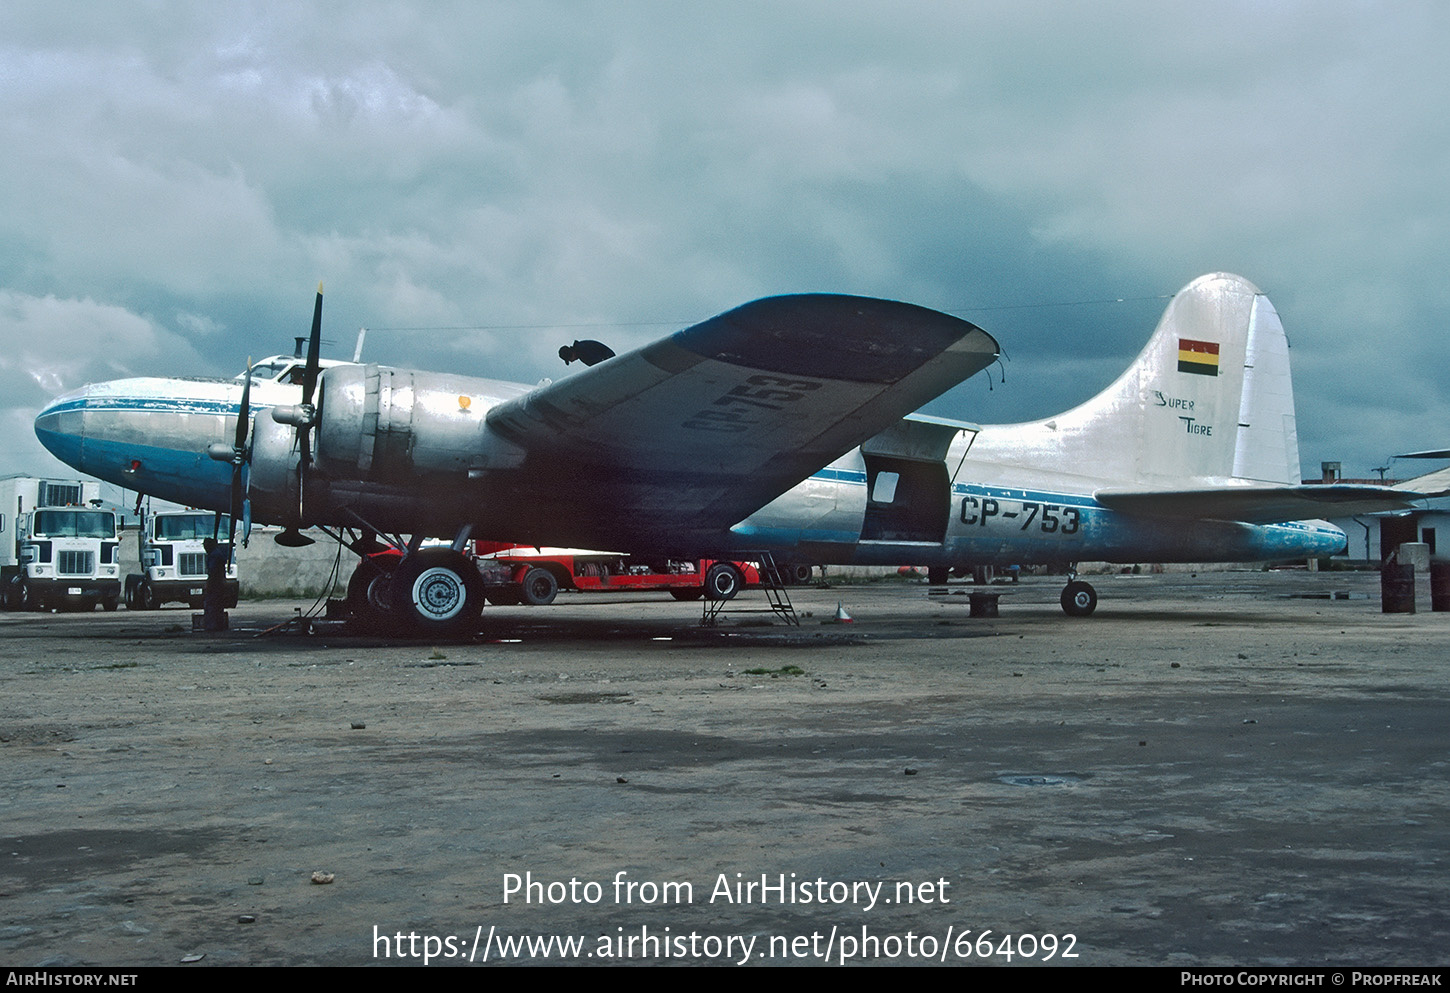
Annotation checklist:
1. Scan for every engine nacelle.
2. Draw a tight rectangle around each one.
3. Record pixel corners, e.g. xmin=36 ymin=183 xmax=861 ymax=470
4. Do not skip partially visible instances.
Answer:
xmin=247 ymin=365 xmax=534 ymax=533
xmin=314 ymin=364 xmax=499 ymax=482
xmin=247 ymin=415 xmax=304 ymax=528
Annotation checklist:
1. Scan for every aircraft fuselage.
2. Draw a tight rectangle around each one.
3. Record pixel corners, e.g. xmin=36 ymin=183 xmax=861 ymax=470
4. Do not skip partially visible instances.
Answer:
xmin=34 ymin=373 xmax=1346 ymax=566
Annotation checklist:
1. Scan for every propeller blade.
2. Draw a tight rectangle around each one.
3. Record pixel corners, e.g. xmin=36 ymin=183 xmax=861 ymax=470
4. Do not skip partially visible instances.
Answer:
xmin=234 ymin=358 xmax=251 ymax=451
xmin=229 ymin=466 xmax=242 ymax=546
xmin=302 ymin=283 xmax=323 ymax=408
xmin=228 ymin=359 xmax=252 ymax=548
xmin=298 ymin=286 xmax=323 ymax=474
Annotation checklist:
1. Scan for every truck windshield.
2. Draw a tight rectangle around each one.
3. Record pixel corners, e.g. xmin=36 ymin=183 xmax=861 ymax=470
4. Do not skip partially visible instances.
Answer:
xmin=32 ymin=510 xmax=116 ymax=538
xmin=154 ymin=515 xmax=227 ymax=540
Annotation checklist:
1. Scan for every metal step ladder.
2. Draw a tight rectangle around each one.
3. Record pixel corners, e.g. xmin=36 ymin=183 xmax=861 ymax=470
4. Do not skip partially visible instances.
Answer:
xmin=702 ymin=551 xmax=799 ymax=626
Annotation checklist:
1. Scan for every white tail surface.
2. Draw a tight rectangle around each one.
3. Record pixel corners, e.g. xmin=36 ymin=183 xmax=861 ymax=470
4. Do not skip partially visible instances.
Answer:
xmin=969 ymin=273 xmax=1301 ymax=489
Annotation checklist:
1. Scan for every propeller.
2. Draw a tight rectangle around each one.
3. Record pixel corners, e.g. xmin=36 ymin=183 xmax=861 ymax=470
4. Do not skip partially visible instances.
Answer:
xmin=206 ymin=357 xmax=253 ymax=549
xmin=229 ymin=359 xmax=252 ymax=547
xmin=269 ymin=283 xmax=324 ymax=547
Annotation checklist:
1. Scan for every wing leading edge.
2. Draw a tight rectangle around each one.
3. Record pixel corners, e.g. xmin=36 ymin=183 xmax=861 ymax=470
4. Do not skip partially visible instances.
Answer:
xmin=483 ymin=294 xmax=998 ymax=547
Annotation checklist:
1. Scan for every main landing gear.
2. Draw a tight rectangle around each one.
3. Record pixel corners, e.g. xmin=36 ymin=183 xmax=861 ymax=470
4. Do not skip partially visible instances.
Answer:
xmin=391 ymin=547 xmax=485 ymax=636
xmin=342 ymin=534 xmax=485 ymax=638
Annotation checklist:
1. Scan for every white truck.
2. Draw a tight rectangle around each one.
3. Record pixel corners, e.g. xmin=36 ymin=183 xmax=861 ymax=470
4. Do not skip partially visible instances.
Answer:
xmin=0 ymin=476 xmax=121 ymax=611
xmin=125 ymin=508 xmax=238 ymax=610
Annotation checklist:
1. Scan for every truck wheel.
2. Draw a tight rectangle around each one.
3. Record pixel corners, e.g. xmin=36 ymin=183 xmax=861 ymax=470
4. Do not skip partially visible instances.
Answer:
xmin=102 ymin=596 xmax=119 ymax=612
xmin=519 ymin=567 xmax=558 ymax=606
xmin=10 ymin=581 xmax=36 ymax=611
xmin=704 ymin=563 xmax=744 ymax=601
xmin=1060 ymin=580 xmax=1098 ymax=617
xmin=669 ymin=587 xmax=703 ymax=602
xmin=390 ymin=548 xmax=484 ymax=637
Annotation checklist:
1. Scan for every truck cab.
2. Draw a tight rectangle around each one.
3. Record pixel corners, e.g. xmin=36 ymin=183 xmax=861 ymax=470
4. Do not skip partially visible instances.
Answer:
xmin=125 ymin=510 xmax=238 ymax=610
xmin=2 ymin=503 xmax=121 ymax=611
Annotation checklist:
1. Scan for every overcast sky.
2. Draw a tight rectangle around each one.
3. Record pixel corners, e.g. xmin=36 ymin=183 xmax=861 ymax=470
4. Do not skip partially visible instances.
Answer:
xmin=3 ymin=1 xmax=1448 ymax=489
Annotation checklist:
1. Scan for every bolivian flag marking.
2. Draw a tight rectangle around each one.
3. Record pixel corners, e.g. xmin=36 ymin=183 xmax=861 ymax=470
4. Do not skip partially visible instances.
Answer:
xmin=1178 ymin=338 xmax=1219 ymax=376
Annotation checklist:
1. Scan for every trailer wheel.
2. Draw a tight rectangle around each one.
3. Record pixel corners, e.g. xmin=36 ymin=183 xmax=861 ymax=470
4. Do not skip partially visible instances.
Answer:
xmin=704 ymin=563 xmax=744 ymax=601
xmin=390 ymin=548 xmax=484 ymax=637
xmin=519 ymin=567 xmax=558 ymax=606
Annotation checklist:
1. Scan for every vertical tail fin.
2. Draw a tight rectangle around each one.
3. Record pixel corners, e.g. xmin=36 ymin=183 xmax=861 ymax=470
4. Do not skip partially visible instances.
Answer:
xmin=973 ymin=273 xmax=1301 ymax=488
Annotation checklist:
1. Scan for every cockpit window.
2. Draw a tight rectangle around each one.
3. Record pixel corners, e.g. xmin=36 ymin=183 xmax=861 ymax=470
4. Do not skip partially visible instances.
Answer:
xmin=236 ymin=360 xmax=296 ymax=382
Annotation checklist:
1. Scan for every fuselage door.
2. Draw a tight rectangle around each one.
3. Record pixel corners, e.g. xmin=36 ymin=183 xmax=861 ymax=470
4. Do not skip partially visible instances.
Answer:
xmin=860 ymin=455 xmax=950 ymax=544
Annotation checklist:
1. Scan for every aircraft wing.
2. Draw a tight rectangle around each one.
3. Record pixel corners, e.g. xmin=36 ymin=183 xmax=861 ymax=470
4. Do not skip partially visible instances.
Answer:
xmin=482 ymin=294 xmax=998 ymax=546
xmin=1093 ymin=484 xmax=1427 ymax=524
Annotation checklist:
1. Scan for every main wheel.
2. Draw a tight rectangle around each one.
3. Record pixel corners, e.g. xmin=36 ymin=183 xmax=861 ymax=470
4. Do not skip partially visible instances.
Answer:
xmin=1060 ymin=580 xmax=1098 ymax=617
xmin=704 ymin=562 xmax=744 ymax=601
xmin=390 ymin=548 xmax=484 ymax=637
xmin=346 ymin=559 xmax=395 ymax=631
xmin=519 ymin=567 xmax=558 ymax=606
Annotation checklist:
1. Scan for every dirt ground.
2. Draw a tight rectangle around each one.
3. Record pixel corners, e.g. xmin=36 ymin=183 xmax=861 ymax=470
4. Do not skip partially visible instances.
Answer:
xmin=1 ymin=571 xmax=1446 ymax=967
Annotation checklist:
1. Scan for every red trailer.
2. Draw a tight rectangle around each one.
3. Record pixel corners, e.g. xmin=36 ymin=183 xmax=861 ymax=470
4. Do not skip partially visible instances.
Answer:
xmin=473 ymin=545 xmax=763 ymax=605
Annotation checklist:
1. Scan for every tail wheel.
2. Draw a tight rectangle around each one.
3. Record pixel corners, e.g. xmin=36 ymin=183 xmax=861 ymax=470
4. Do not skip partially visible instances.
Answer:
xmin=1060 ymin=580 xmax=1098 ymax=617
xmin=519 ymin=567 xmax=559 ymax=606
xmin=777 ymin=563 xmax=812 ymax=585
xmin=390 ymin=548 xmax=484 ymax=637
xmin=704 ymin=562 xmax=744 ymax=601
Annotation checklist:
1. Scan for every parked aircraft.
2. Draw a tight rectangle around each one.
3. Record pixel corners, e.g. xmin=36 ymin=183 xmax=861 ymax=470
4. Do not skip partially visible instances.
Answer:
xmin=34 ymin=274 xmax=1431 ymax=633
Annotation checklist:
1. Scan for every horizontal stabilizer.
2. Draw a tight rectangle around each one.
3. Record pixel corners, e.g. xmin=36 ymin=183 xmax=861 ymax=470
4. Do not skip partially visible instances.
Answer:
xmin=1094 ymin=484 xmax=1424 ymax=524
xmin=1392 ymin=466 xmax=1450 ymax=498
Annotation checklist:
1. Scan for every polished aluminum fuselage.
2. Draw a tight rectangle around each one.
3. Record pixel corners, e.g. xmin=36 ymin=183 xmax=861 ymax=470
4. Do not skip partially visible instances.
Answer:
xmin=33 ymin=373 xmax=1344 ymax=566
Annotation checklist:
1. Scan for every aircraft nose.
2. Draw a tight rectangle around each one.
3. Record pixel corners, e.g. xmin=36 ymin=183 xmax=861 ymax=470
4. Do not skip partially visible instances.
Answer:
xmin=34 ymin=385 xmax=91 ymax=468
